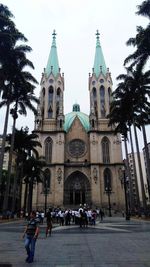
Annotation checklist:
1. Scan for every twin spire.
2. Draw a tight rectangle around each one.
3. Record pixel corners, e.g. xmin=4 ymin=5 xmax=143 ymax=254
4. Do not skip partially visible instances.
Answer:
xmin=93 ymin=30 xmax=107 ymax=77
xmin=45 ymin=30 xmax=59 ymax=77
xmin=45 ymin=30 xmax=107 ymax=78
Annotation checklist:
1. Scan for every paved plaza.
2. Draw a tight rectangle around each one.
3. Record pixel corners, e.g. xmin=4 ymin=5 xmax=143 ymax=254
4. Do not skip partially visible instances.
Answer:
xmin=0 ymin=217 xmax=150 ymax=267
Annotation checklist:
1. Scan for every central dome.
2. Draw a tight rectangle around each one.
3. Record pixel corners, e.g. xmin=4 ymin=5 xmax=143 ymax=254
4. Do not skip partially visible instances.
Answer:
xmin=64 ymin=104 xmax=90 ymax=132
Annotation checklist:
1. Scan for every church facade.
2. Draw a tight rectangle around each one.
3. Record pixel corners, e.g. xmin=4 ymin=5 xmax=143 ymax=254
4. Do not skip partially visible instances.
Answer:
xmin=32 ymin=30 xmax=125 ymax=210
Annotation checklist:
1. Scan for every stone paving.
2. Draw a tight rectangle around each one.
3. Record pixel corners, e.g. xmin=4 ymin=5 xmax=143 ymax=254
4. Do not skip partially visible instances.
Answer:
xmin=0 ymin=217 xmax=150 ymax=267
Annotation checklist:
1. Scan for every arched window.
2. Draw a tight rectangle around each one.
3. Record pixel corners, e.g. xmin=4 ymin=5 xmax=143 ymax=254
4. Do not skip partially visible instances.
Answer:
xmin=42 ymin=88 xmax=45 ymax=108
xmin=48 ymin=106 xmax=53 ymax=119
xmin=104 ymin=168 xmax=112 ymax=192
xmin=45 ymin=137 xmax=53 ymax=163
xmin=92 ymin=88 xmax=97 ymax=116
xmin=44 ymin=168 xmax=51 ymax=190
xmin=100 ymin=85 xmax=105 ymax=117
xmin=92 ymin=87 xmax=97 ymax=100
xmin=48 ymin=86 xmax=53 ymax=104
xmin=57 ymin=88 xmax=61 ymax=102
xmin=102 ymin=137 xmax=110 ymax=163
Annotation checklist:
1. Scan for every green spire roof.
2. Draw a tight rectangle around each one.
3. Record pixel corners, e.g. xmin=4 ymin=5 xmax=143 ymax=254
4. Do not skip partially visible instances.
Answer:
xmin=64 ymin=104 xmax=90 ymax=132
xmin=93 ymin=30 xmax=107 ymax=77
xmin=45 ymin=30 xmax=59 ymax=77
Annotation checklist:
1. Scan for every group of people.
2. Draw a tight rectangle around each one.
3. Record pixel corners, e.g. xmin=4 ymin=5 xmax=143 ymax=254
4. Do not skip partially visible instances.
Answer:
xmin=57 ymin=208 xmax=99 ymax=227
xmin=22 ymin=206 xmax=105 ymax=263
xmin=33 ymin=207 xmax=105 ymax=226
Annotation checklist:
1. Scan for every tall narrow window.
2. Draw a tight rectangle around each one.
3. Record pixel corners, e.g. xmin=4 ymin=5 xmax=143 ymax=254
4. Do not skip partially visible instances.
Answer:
xmin=92 ymin=88 xmax=97 ymax=116
xmin=42 ymin=88 xmax=45 ymax=111
xmin=57 ymin=88 xmax=61 ymax=102
xmin=48 ymin=86 xmax=53 ymax=104
xmin=48 ymin=106 xmax=53 ymax=118
xmin=92 ymin=87 xmax=97 ymax=100
xmin=100 ymin=85 xmax=105 ymax=117
xmin=92 ymin=119 xmax=95 ymax=128
xmin=102 ymin=137 xmax=110 ymax=163
xmin=45 ymin=137 xmax=53 ymax=163
xmin=60 ymin=119 xmax=62 ymax=128
xmin=104 ymin=168 xmax=112 ymax=191
xmin=56 ymin=106 xmax=59 ymax=117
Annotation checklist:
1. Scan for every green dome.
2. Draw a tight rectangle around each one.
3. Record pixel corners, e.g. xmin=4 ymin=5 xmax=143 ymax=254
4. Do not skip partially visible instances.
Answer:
xmin=73 ymin=103 xmax=80 ymax=112
xmin=64 ymin=105 xmax=90 ymax=132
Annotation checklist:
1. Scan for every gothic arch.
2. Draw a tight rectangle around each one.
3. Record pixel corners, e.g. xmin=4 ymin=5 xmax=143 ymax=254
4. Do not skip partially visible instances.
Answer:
xmin=101 ymin=136 xmax=110 ymax=163
xmin=64 ymin=171 xmax=91 ymax=206
xmin=45 ymin=137 xmax=53 ymax=163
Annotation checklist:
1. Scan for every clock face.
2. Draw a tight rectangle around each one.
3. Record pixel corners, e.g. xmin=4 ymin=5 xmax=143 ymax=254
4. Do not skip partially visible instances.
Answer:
xmin=68 ymin=139 xmax=86 ymax=157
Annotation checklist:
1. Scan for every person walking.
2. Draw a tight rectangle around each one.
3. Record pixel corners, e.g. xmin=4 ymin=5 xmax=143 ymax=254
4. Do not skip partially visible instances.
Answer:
xmin=46 ymin=208 xmax=53 ymax=237
xmin=22 ymin=210 xmax=39 ymax=263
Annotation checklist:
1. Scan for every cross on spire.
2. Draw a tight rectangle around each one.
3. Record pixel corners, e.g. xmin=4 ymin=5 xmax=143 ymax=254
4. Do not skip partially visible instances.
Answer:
xmin=52 ymin=29 xmax=57 ymax=39
xmin=96 ymin=30 xmax=100 ymax=39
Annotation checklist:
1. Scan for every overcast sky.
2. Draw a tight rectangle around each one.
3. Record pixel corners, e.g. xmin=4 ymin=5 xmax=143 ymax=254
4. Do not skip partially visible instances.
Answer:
xmin=0 ymin=0 xmax=149 ymax=151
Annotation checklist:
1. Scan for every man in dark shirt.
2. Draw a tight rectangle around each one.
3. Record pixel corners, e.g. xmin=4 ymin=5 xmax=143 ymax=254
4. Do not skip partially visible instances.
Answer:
xmin=23 ymin=210 xmax=39 ymax=263
xmin=46 ymin=208 xmax=52 ymax=237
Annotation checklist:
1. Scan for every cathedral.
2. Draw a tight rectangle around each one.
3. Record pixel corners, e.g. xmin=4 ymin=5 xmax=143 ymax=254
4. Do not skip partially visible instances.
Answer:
xmin=32 ymin=30 xmax=124 ymax=211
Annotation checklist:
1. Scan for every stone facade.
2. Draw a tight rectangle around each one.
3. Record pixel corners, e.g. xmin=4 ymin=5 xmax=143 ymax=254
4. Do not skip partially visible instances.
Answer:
xmin=30 ymin=31 xmax=125 ymax=211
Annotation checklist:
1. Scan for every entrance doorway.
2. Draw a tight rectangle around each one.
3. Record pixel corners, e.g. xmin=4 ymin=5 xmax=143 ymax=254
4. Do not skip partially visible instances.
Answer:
xmin=64 ymin=171 xmax=91 ymax=206
xmin=70 ymin=189 xmax=85 ymax=205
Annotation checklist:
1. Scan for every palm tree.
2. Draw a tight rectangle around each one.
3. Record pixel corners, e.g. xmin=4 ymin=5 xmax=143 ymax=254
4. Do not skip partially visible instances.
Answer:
xmin=5 ymin=127 xmax=41 ymax=212
xmin=0 ymin=170 xmax=15 ymax=212
xmin=3 ymin=74 xmax=39 ymax=211
xmin=129 ymin=127 xmax=140 ymax=208
xmin=108 ymin=66 xmax=150 ymax=211
xmin=0 ymin=4 xmax=27 ymax=67
xmin=124 ymin=67 xmax=150 ymax=197
xmin=124 ymin=0 xmax=150 ymax=68
xmin=23 ymin=156 xmax=45 ymax=214
xmin=0 ymin=4 xmax=28 ymax=187
xmin=136 ymin=0 xmax=150 ymax=19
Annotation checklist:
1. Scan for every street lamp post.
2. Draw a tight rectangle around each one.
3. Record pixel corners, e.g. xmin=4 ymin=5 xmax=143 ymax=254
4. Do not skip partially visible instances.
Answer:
xmin=105 ymin=179 xmax=112 ymax=217
xmin=122 ymin=167 xmax=130 ymax=220
xmin=107 ymin=189 xmax=112 ymax=217
xmin=28 ymin=166 xmax=35 ymax=214
xmin=44 ymin=178 xmax=48 ymax=215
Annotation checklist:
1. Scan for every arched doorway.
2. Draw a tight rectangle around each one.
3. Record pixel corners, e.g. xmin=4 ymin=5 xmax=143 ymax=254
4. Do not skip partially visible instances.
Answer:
xmin=64 ymin=171 xmax=91 ymax=206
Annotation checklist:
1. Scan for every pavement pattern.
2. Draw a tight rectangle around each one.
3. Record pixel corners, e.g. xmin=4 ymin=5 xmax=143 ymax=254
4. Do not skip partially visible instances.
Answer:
xmin=0 ymin=217 xmax=150 ymax=267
